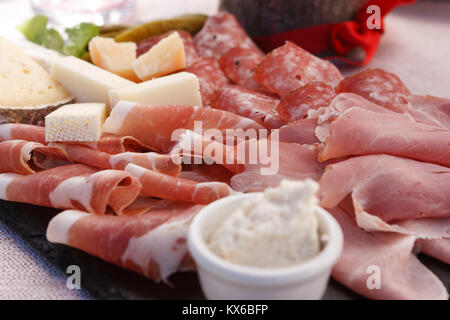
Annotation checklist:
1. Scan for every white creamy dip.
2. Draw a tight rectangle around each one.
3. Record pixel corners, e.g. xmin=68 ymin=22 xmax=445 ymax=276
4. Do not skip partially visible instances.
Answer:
xmin=208 ymin=179 xmax=321 ymax=268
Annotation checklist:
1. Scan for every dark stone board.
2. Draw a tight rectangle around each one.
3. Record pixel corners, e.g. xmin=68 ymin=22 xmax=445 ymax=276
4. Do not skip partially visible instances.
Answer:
xmin=0 ymin=200 xmax=448 ymax=300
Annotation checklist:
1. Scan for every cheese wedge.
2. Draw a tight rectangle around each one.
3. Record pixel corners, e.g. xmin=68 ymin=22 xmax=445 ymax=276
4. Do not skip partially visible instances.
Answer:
xmin=45 ymin=103 xmax=107 ymax=142
xmin=0 ymin=37 xmax=73 ymax=125
xmin=51 ymin=56 xmax=134 ymax=107
xmin=89 ymin=36 xmax=139 ymax=82
xmin=131 ymin=32 xmax=186 ymax=81
xmin=109 ymin=72 xmax=202 ymax=107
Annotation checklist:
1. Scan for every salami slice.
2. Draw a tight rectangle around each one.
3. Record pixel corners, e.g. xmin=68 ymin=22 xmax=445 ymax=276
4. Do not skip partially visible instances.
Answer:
xmin=137 ymin=30 xmax=199 ymax=66
xmin=336 ymin=68 xmax=411 ymax=109
xmin=277 ymin=82 xmax=335 ymax=123
xmin=254 ymin=41 xmax=342 ymax=97
xmin=218 ymin=46 xmax=268 ymax=93
xmin=125 ymin=163 xmax=233 ymax=204
xmin=47 ymin=203 xmax=203 ymax=281
xmin=0 ymin=140 xmax=71 ymax=175
xmin=211 ymin=85 xmax=284 ymax=129
xmin=194 ymin=12 xmax=262 ymax=58
xmin=186 ymin=57 xmax=230 ymax=106
xmin=0 ymin=164 xmax=142 ymax=215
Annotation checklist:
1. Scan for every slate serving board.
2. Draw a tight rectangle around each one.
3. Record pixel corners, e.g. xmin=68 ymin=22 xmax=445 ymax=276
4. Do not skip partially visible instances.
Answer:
xmin=0 ymin=200 xmax=448 ymax=300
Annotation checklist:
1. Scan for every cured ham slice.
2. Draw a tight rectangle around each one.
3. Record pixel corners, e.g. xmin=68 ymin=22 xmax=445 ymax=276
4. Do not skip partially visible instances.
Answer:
xmin=278 ymin=119 xmax=319 ymax=145
xmin=47 ymin=203 xmax=204 ymax=282
xmin=253 ymin=42 xmax=342 ymax=97
xmin=407 ymin=95 xmax=450 ymax=130
xmin=315 ymin=103 xmax=450 ymax=166
xmin=319 ymin=155 xmax=450 ymax=236
xmin=277 ymin=82 xmax=335 ymax=123
xmin=330 ymin=207 xmax=448 ymax=300
xmin=211 ymin=86 xmax=284 ymax=129
xmin=137 ymin=30 xmax=199 ymax=66
xmin=125 ymin=163 xmax=233 ymax=204
xmin=0 ymin=123 xmax=152 ymax=154
xmin=102 ymin=101 xmax=265 ymax=153
xmin=218 ymin=47 xmax=268 ymax=93
xmin=0 ymin=164 xmax=142 ymax=215
xmin=231 ymin=142 xmax=323 ymax=192
xmin=50 ymin=143 xmax=181 ymax=176
xmin=336 ymin=68 xmax=410 ymax=109
xmin=179 ymin=164 xmax=233 ymax=184
xmin=0 ymin=140 xmax=71 ymax=175
xmin=417 ymin=238 xmax=450 ymax=265
xmin=185 ymin=57 xmax=230 ymax=106
xmin=194 ymin=12 xmax=262 ymax=58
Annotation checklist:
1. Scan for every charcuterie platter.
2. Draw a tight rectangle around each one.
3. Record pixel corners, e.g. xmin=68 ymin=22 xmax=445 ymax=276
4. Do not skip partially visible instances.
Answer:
xmin=0 ymin=10 xmax=448 ymax=300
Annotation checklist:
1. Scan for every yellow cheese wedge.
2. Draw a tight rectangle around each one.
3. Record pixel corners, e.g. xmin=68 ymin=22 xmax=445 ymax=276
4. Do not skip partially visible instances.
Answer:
xmin=89 ymin=36 xmax=139 ymax=82
xmin=0 ymin=37 xmax=73 ymax=125
xmin=45 ymin=103 xmax=107 ymax=142
xmin=109 ymin=71 xmax=202 ymax=108
xmin=131 ymin=32 xmax=186 ymax=81
xmin=51 ymin=56 xmax=134 ymax=107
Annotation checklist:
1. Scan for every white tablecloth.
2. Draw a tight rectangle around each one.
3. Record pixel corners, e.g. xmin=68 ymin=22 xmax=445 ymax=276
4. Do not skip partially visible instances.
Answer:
xmin=0 ymin=0 xmax=448 ymax=299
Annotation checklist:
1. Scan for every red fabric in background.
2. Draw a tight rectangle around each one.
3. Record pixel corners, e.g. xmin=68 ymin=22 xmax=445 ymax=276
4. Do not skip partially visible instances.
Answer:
xmin=253 ymin=0 xmax=415 ymax=66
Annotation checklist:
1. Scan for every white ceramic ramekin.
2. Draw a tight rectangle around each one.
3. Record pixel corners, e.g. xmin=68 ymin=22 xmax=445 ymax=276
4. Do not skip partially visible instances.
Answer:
xmin=188 ymin=193 xmax=343 ymax=300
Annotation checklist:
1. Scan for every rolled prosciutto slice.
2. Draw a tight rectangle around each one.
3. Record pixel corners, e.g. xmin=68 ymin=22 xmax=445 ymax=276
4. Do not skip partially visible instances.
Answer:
xmin=0 ymin=164 xmax=141 ymax=215
xmin=0 ymin=123 xmax=152 ymax=154
xmin=51 ymin=143 xmax=181 ymax=176
xmin=0 ymin=140 xmax=71 ymax=175
xmin=47 ymin=202 xmax=204 ymax=282
xmin=102 ymin=101 xmax=265 ymax=153
xmin=211 ymin=85 xmax=284 ymax=129
xmin=315 ymin=103 xmax=450 ymax=166
xmin=319 ymin=155 xmax=450 ymax=236
xmin=125 ymin=163 xmax=233 ymax=204
xmin=330 ymin=207 xmax=448 ymax=300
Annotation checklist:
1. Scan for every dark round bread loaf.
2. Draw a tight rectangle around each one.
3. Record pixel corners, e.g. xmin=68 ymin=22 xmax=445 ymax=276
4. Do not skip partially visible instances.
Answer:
xmin=220 ymin=0 xmax=367 ymax=37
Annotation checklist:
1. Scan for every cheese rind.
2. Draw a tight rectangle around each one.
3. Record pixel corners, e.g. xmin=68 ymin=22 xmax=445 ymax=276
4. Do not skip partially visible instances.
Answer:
xmin=51 ymin=56 xmax=134 ymax=107
xmin=131 ymin=32 xmax=185 ymax=81
xmin=89 ymin=36 xmax=139 ymax=82
xmin=109 ymin=72 xmax=202 ymax=107
xmin=45 ymin=103 xmax=107 ymax=142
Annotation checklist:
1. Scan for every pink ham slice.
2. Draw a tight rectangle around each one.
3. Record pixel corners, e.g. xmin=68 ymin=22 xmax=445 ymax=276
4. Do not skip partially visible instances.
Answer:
xmin=416 ymin=238 xmax=450 ymax=265
xmin=137 ymin=30 xmax=199 ymax=66
xmin=47 ymin=202 xmax=204 ymax=282
xmin=50 ymin=143 xmax=181 ymax=176
xmin=0 ymin=123 xmax=152 ymax=154
xmin=0 ymin=140 xmax=71 ymax=175
xmin=185 ymin=57 xmax=230 ymax=106
xmin=125 ymin=163 xmax=233 ymax=204
xmin=102 ymin=101 xmax=265 ymax=153
xmin=230 ymin=141 xmax=323 ymax=192
xmin=407 ymin=94 xmax=450 ymax=130
xmin=211 ymin=85 xmax=284 ymax=129
xmin=253 ymin=41 xmax=342 ymax=97
xmin=330 ymin=206 xmax=448 ymax=300
xmin=336 ymin=68 xmax=411 ymax=110
xmin=319 ymin=155 xmax=450 ymax=237
xmin=218 ymin=46 xmax=269 ymax=93
xmin=277 ymin=119 xmax=319 ymax=145
xmin=0 ymin=164 xmax=142 ymax=215
xmin=194 ymin=12 xmax=262 ymax=58
xmin=314 ymin=101 xmax=450 ymax=166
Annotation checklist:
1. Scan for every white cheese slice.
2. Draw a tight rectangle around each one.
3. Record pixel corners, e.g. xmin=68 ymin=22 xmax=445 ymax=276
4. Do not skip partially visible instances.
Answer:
xmin=45 ymin=103 xmax=107 ymax=142
xmin=109 ymin=71 xmax=202 ymax=108
xmin=51 ymin=56 xmax=134 ymax=107
xmin=131 ymin=32 xmax=185 ymax=81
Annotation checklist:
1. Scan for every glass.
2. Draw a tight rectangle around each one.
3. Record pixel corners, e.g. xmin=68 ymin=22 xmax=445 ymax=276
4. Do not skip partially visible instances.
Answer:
xmin=30 ymin=0 xmax=137 ymax=26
